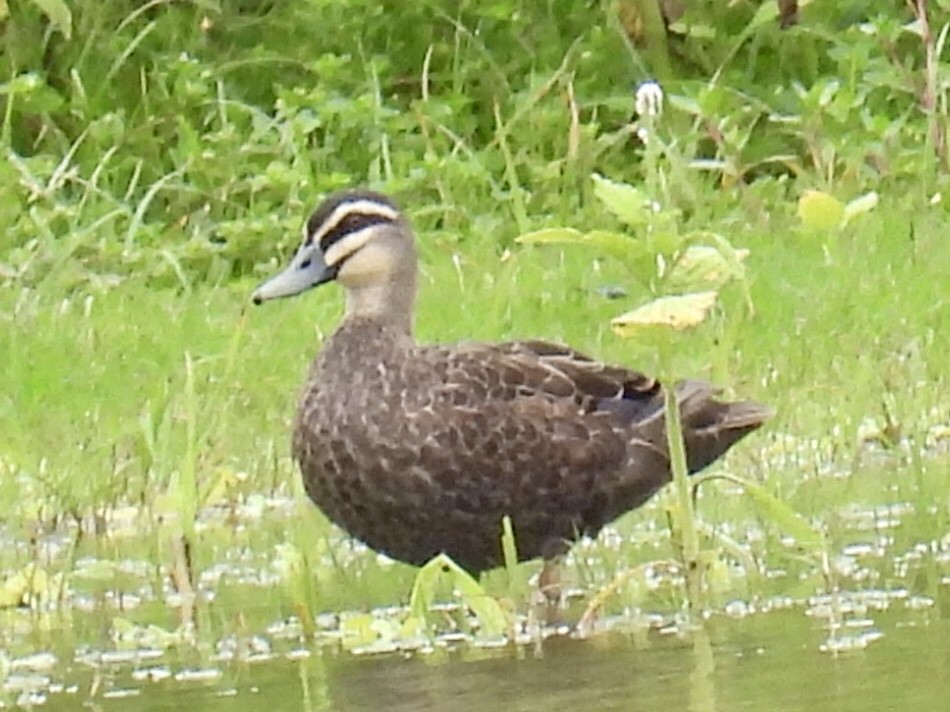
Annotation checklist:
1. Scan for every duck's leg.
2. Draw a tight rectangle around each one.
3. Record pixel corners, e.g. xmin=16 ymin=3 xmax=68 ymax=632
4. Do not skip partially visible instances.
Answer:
xmin=528 ymin=537 xmax=570 ymax=633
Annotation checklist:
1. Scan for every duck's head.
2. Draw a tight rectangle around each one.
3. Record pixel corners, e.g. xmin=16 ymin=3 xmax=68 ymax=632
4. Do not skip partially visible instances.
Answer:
xmin=252 ymin=189 xmax=418 ymax=326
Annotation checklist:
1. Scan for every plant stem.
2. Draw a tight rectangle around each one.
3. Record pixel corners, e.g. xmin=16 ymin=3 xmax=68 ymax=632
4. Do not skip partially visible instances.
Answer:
xmin=660 ymin=340 xmax=703 ymax=614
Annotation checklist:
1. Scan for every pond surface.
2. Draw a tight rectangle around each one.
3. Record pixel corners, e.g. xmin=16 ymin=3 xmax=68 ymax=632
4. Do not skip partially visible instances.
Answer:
xmin=7 ymin=606 xmax=946 ymax=711
xmin=3 ymin=421 xmax=948 ymax=710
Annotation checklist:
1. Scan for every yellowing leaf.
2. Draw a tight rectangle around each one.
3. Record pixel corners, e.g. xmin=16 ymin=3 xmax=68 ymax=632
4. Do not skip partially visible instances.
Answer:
xmin=0 ymin=563 xmax=62 ymax=609
xmin=199 ymin=467 xmax=241 ymax=508
xmin=797 ymin=190 xmax=844 ymax=231
xmin=612 ymin=291 xmax=717 ymax=337
xmin=591 ymin=173 xmax=651 ymax=227
xmin=666 ymin=244 xmax=748 ymax=291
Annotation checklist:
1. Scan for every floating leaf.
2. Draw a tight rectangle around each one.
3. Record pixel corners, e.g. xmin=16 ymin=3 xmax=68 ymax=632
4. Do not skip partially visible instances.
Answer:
xmin=0 ymin=564 xmax=63 ymax=609
xmin=842 ymin=191 xmax=879 ymax=226
xmin=797 ymin=190 xmax=844 ymax=231
xmin=612 ymin=291 xmax=718 ymax=337
xmin=73 ymin=559 xmax=120 ymax=582
xmin=112 ymin=618 xmax=184 ymax=649
xmin=340 ymin=612 xmax=380 ymax=648
xmin=591 ymin=173 xmax=651 ymax=227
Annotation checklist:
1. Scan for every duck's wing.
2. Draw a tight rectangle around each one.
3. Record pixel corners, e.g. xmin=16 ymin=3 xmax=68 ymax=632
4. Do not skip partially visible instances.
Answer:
xmin=391 ymin=339 xmax=770 ymax=566
xmin=425 ymin=338 xmax=771 ymax=474
xmin=499 ymin=339 xmax=772 ymax=469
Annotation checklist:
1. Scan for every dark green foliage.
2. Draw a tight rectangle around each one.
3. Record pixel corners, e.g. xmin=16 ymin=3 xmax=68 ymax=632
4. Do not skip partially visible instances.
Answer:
xmin=2 ymin=1 xmax=946 ymax=288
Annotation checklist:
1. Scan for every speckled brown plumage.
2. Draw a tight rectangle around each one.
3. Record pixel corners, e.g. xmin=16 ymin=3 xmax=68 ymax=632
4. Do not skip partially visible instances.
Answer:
xmin=254 ymin=189 xmax=772 ymax=573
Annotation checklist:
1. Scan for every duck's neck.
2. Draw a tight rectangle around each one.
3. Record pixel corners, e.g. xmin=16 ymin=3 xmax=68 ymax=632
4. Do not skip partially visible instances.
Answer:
xmin=343 ymin=268 xmax=416 ymax=336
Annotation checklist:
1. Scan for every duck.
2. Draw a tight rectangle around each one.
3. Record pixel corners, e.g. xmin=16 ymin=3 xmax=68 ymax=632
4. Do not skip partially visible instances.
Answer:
xmin=252 ymin=189 xmax=771 ymax=574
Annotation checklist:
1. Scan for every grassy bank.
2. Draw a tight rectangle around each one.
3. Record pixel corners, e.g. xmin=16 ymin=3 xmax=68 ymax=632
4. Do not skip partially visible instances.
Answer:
xmin=2 ymin=187 xmax=947 ymax=617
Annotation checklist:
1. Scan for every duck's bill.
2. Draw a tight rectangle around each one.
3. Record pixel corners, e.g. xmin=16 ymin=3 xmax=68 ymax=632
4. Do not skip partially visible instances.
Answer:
xmin=252 ymin=242 xmax=338 ymax=304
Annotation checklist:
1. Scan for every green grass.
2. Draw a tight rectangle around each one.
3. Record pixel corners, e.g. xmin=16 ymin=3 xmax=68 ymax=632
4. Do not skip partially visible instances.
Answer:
xmin=2 ymin=188 xmax=947 ymax=622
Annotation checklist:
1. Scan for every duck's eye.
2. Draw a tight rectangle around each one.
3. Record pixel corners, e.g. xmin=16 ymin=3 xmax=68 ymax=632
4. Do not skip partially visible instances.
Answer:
xmin=318 ymin=212 xmax=393 ymax=252
xmin=339 ymin=214 xmax=372 ymax=233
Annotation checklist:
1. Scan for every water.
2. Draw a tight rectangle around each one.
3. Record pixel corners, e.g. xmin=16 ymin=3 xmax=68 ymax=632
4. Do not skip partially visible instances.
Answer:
xmin=4 ymin=432 xmax=948 ymax=710
xmin=9 ymin=607 xmax=946 ymax=711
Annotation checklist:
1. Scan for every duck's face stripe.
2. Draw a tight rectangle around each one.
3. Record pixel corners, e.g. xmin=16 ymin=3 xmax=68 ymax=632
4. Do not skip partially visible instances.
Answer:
xmin=308 ymin=199 xmax=398 ymax=245
xmin=305 ymin=200 xmax=400 ymax=268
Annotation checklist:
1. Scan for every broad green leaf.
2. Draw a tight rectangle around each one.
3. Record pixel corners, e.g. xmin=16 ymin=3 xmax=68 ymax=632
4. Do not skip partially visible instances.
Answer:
xmin=612 ymin=291 xmax=717 ymax=337
xmin=585 ymin=229 xmax=650 ymax=265
xmin=516 ymin=227 xmax=584 ymax=244
xmin=0 ymin=0 xmax=8 ymax=20
xmin=650 ymin=229 xmax=684 ymax=255
xmin=798 ymin=190 xmax=844 ymax=231
xmin=842 ymin=191 xmax=879 ymax=225
xmin=518 ymin=228 xmax=648 ymax=273
xmin=591 ymin=173 xmax=651 ymax=227
xmin=29 ymin=0 xmax=73 ymax=39
xmin=0 ymin=73 xmax=44 ymax=95
xmin=748 ymin=0 xmax=779 ymax=30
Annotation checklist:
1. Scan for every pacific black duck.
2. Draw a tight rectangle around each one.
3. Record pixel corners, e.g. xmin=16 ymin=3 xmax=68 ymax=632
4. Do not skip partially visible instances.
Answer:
xmin=253 ymin=189 xmax=771 ymax=573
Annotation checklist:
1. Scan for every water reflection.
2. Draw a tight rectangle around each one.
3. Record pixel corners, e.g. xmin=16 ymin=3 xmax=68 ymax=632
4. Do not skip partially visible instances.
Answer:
xmin=31 ymin=609 xmax=950 ymax=711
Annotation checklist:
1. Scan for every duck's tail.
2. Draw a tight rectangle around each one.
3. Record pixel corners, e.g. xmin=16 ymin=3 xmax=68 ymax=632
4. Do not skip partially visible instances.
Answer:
xmin=675 ymin=380 xmax=774 ymax=473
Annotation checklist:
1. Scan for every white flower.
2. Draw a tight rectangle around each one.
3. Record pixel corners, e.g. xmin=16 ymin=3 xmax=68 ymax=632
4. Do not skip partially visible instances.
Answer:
xmin=635 ymin=80 xmax=664 ymax=118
